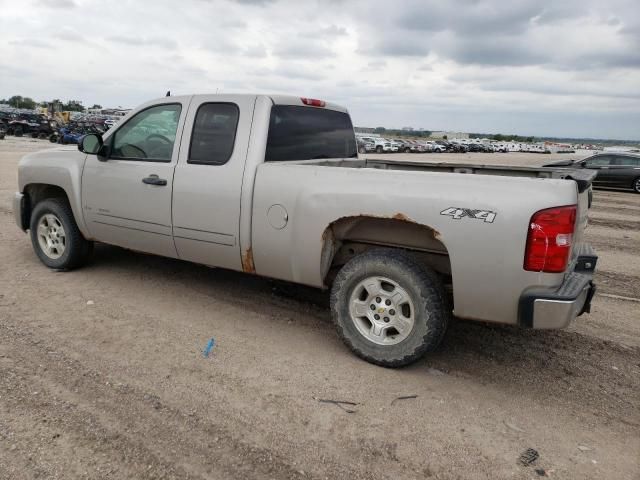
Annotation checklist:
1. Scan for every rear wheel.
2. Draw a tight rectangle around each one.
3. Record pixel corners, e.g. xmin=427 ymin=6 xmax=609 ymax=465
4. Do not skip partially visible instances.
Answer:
xmin=376 ymin=145 xmax=383 ymax=153
xmin=29 ymin=198 xmax=93 ymax=270
xmin=330 ymin=249 xmax=450 ymax=367
xmin=633 ymin=177 xmax=640 ymax=194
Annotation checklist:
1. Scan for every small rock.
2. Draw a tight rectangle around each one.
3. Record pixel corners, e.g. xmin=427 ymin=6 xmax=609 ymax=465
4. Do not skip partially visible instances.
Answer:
xmin=577 ymin=445 xmax=592 ymax=452
xmin=86 ymin=300 xmax=95 ymax=306
xmin=591 ymin=459 xmax=598 ymax=464
xmin=427 ymin=368 xmax=445 ymax=376
xmin=611 ymin=366 xmax=619 ymax=371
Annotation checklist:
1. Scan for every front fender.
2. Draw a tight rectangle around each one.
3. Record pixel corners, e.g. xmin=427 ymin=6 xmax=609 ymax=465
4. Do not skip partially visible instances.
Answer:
xmin=18 ymin=147 xmax=90 ymax=238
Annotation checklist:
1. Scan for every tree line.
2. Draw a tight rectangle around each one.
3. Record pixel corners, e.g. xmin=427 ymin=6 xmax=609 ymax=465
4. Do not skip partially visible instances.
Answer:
xmin=0 ymin=95 xmax=102 ymax=112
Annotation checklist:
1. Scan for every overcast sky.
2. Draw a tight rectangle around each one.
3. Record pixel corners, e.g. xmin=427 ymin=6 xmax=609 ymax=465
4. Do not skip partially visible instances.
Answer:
xmin=1 ymin=0 xmax=639 ymax=139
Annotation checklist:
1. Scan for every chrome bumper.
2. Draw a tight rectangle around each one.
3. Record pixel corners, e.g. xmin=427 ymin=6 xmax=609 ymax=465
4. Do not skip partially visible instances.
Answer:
xmin=519 ymin=249 xmax=598 ymax=329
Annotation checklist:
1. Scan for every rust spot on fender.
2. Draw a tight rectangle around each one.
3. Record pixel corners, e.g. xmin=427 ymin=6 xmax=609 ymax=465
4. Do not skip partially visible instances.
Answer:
xmin=241 ymin=247 xmax=256 ymax=274
xmin=392 ymin=212 xmax=415 ymax=222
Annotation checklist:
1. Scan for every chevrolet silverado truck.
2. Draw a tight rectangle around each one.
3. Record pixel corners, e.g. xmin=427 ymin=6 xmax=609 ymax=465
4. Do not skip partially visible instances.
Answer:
xmin=14 ymin=94 xmax=598 ymax=367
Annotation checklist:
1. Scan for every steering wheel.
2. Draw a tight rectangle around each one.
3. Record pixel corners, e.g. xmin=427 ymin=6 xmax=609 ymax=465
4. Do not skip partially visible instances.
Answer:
xmin=145 ymin=134 xmax=173 ymax=159
xmin=119 ymin=143 xmax=147 ymax=158
xmin=146 ymin=134 xmax=172 ymax=144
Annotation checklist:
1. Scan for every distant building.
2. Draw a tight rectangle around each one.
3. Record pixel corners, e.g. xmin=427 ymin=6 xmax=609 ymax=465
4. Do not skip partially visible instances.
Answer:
xmin=354 ymin=127 xmax=376 ymax=134
xmin=430 ymin=131 xmax=469 ymax=140
xmin=401 ymin=127 xmax=414 ymax=131
xmin=100 ymin=108 xmax=131 ymax=117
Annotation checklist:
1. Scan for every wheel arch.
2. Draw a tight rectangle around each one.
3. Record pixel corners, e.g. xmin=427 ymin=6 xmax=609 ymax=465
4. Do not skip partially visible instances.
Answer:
xmin=22 ymin=183 xmax=72 ymax=231
xmin=320 ymin=215 xmax=453 ymax=291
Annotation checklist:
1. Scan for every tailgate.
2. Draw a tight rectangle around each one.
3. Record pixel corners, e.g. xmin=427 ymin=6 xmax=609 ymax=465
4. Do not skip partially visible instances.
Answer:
xmin=570 ymin=169 xmax=596 ymax=265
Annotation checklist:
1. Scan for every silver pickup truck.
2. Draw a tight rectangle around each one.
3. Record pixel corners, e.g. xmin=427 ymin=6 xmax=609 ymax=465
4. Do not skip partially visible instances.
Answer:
xmin=14 ymin=94 xmax=598 ymax=367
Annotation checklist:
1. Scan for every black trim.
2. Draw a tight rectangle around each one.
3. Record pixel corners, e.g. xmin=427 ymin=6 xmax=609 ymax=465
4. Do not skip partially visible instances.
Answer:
xmin=19 ymin=193 xmax=31 ymax=230
xmin=518 ymin=271 xmax=595 ymax=328
xmin=92 ymin=221 xmax=171 ymax=236
xmin=187 ymin=102 xmax=240 ymax=166
xmin=173 ymin=225 xmax=234 ymax=237
xmin=173 ymin=236 xmax=234 ymax=247
xmin=95 ymin=212 xmax=169 ymax=228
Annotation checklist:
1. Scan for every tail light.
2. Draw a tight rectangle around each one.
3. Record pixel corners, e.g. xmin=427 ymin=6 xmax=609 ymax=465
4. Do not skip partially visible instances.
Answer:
xmin=301 ymin=98 xmax=326 ymax=107
xmin=524 ymin=205 xmax=577 ymax=273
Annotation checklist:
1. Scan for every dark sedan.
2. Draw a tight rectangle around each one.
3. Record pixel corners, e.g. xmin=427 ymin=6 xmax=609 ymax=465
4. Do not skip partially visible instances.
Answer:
xmin=544 ymin=152 xmax=640 ymax=194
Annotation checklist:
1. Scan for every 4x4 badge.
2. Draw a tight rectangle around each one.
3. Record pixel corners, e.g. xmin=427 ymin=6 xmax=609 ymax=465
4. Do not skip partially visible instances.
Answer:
xmin=440 ymin=207 xmax=497 ymax=223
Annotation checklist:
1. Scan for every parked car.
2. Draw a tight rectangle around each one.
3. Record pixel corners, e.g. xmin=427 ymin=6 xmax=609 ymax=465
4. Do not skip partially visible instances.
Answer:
xmin=357 ymin=138 xmax=375 ymax=154
xmin=544 ymin=153 xmax=640 ymax=193
xmin=359 ymin=136 xmax=394 ymax=153
xmin=14 ymin=94 xmax=598 ymax=367
xmin=391 ymin=139 xmax=413 ymax=153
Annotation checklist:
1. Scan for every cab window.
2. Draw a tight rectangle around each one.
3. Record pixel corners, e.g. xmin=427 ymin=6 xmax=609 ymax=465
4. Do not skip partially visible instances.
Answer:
xmin=188 ymin=103 xmax=239 ymax=165
xmin=111 ymin=104 xmax=182 ymax=162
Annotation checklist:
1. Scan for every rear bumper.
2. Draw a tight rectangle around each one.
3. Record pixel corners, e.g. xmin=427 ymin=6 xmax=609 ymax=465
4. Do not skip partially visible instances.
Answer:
xmin=518 ymin=248 xmax=598 ymax=329
xmin=13 ymin=192 xmax=28 ymax=231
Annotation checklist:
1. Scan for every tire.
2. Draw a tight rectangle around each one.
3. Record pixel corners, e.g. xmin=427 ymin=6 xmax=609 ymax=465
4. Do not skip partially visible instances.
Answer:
xmin=376 ymin=146 xmax=383 ymax=153
xmin=330 ymin=248 xmax=450 ymax=367
xmin=14 ymin=126 xmax=23 ymax=137
xmin=404 ymin=147 xmax=411 ymax=153
xmin=358 ymin=147 xmax=366 ymax=154
xmin=29 ymin=198 xmax=93 ymax=270
xmin=633 ymin=177 xmax=640 ymax=194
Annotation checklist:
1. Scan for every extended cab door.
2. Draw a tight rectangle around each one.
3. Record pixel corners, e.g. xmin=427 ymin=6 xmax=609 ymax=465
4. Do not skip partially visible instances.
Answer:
xmin=171 ymin=95 xmax=257 ymax=270
xmin=81 ymin=98 xmax=189 ymax=257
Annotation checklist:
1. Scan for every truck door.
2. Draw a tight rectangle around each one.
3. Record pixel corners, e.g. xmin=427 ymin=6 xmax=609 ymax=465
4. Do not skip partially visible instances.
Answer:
xmin=81 ymin=99 xmax=188 ymax=257
xmin=172 ymin=95 xmax=257 ymax=270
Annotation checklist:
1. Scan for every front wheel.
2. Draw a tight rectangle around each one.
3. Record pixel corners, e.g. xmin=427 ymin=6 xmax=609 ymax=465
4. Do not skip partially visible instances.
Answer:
xmin=633 ymin=177 xmax=640 ymax=194
xmin=29 ymin=198 xmax=93 ymax=270
xmin=330 ymin=249 xmax=450 ymax=367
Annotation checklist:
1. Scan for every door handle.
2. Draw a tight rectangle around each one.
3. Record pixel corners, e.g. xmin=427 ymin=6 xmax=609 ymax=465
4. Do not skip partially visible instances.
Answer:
xmin=142 ymin=174 xmax=167 ymax=186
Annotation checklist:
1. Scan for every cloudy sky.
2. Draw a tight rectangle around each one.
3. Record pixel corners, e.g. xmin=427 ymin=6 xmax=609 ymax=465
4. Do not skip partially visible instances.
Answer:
xmin=1 ymin=0 xmax=639 ymax=139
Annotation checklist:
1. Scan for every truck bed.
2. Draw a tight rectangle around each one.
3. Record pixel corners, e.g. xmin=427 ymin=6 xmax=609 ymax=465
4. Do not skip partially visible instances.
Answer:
xmin=305 ymin=158 xmax=596 ymax=192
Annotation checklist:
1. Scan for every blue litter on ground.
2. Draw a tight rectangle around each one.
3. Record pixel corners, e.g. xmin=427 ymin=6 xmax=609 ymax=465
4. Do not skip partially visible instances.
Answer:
xmin=203 ymin=338 xmax=216 ymax=357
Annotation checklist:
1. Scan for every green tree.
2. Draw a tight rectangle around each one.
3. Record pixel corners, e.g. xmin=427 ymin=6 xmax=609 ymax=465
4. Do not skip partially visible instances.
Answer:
xmin=62 ymin=100 xmax=85 ymax=112
xmin=90 ymin=104 xmax=102 ymax=110
xmin=7 ymin=95 xmax=36 ymax=109
xmin=374 ymin=127 xmax=386 ymax=133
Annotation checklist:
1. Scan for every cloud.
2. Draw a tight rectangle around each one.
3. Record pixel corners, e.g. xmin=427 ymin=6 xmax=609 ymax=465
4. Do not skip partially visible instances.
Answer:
xmin=107 ymin=35 xmax=178 ymax=49
xmin=1 ymin=0 xmax=639 ymax=139
xmin=274 ymin=41 xmax=335 ymax=59
xmin=8 ymin=38 xmax=53 ymax=49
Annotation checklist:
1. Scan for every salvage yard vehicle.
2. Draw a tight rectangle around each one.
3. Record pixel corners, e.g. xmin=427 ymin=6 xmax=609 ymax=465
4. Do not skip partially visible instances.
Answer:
xmin=14 ymin=94 xmax=598 ymax=367
xmin=544 ymin=152 xmax=640 ymax=194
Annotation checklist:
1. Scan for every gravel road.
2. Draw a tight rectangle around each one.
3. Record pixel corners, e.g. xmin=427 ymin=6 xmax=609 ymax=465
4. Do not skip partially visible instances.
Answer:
xmin=1 ymin=137 xmax=638 ymax=479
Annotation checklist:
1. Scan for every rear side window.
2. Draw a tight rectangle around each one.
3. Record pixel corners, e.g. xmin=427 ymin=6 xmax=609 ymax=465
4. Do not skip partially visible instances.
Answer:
xmin=612 ymin=156 xmax=640 ymax=166
xmin=265 ymin=105 xmax=357 ymax=162
xmin=189 ymin=103 xmax=239 ymax=165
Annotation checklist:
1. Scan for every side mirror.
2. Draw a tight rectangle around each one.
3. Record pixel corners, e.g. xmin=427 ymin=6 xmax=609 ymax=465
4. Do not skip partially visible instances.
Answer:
xmin=78 ymin=133 xmax=103 ymax=155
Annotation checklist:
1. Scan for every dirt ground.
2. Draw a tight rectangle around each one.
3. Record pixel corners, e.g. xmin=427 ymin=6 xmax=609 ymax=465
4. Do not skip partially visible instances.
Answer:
xmin=0 ymin=137 xmax=638 ymax=480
